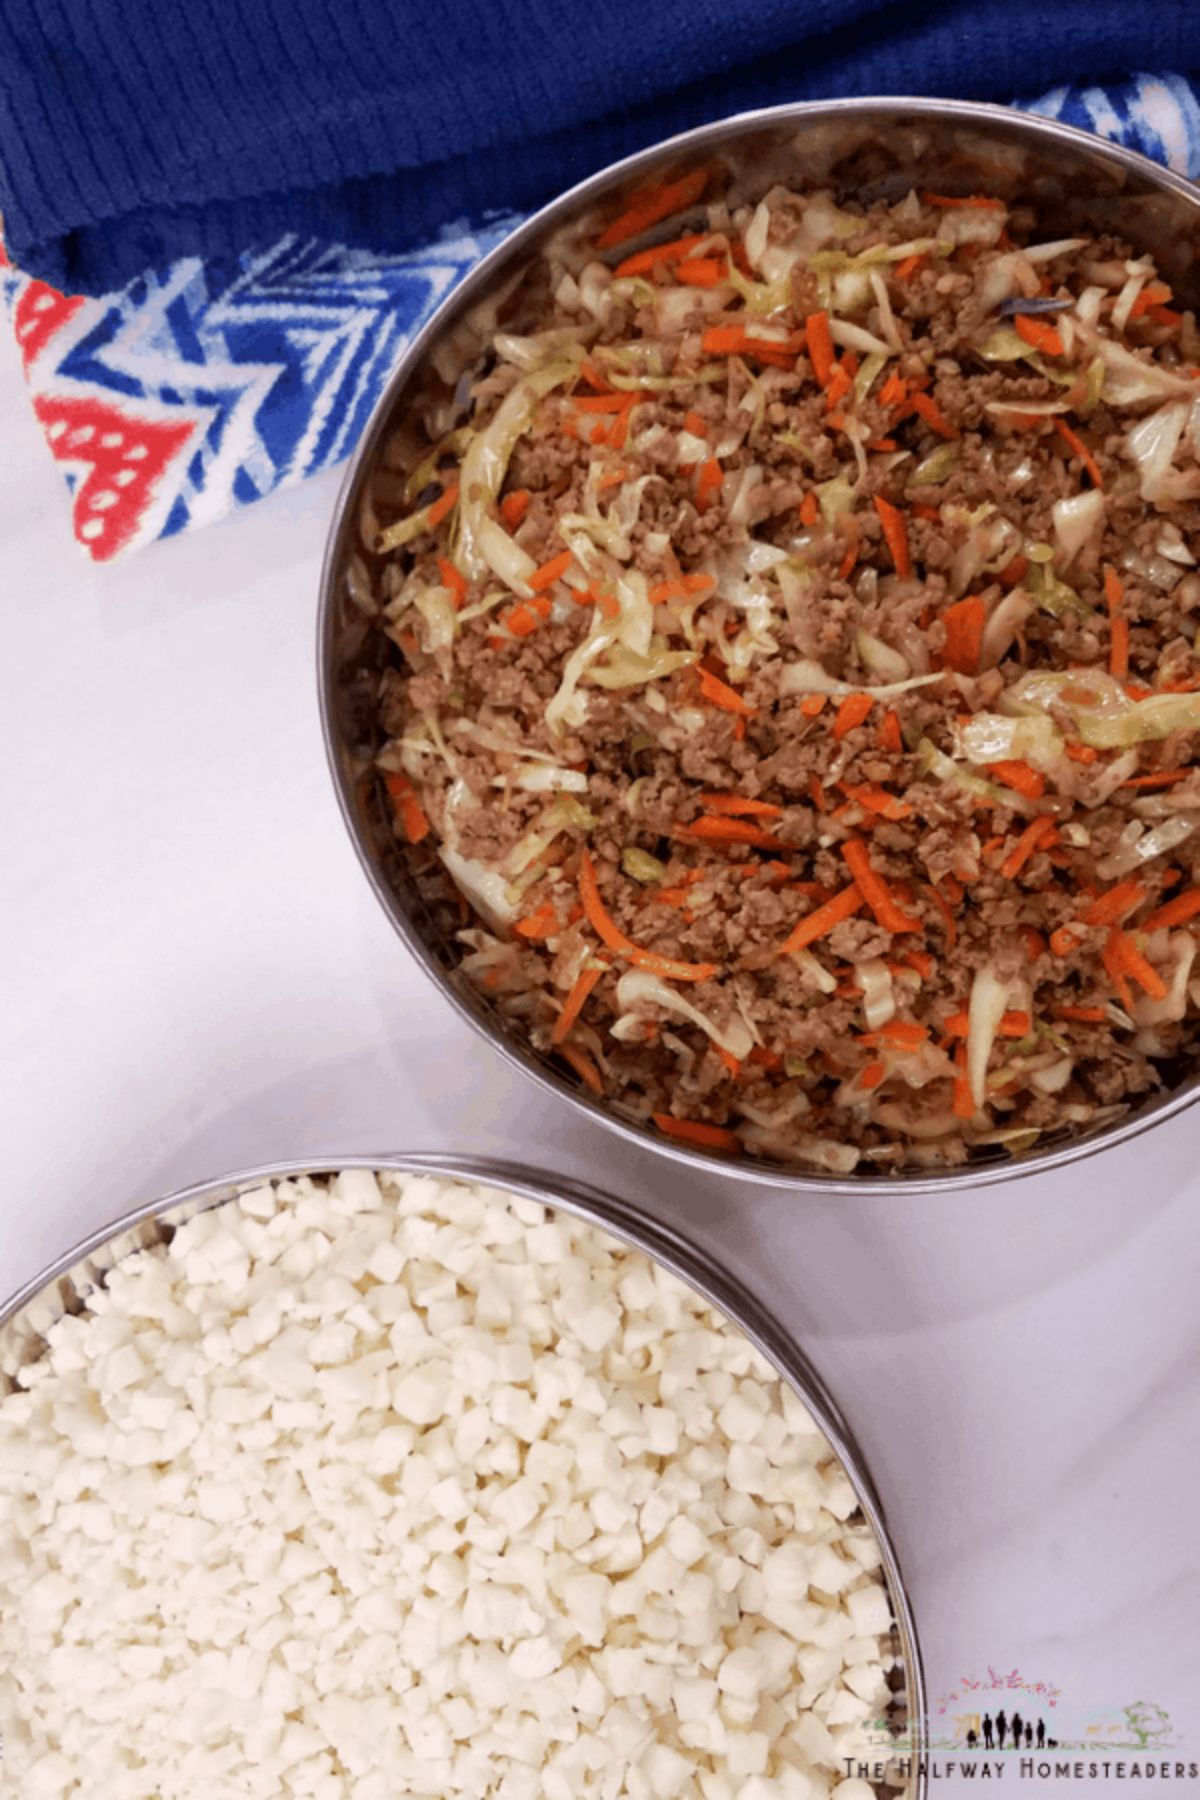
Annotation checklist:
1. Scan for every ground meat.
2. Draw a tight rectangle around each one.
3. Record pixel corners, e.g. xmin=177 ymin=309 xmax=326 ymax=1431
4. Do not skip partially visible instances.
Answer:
xmin=357 ymin=176 xmax=1200 ymax=1175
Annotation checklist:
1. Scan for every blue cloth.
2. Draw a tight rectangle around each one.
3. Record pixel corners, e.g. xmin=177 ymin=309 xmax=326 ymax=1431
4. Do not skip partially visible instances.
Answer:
xmin=2 ymin=0 xmax=1199 ymax=296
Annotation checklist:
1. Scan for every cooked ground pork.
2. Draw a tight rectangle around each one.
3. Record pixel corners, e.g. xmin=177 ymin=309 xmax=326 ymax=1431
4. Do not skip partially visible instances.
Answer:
xmin=357 ymin=176 xmax=1200 ymax=1174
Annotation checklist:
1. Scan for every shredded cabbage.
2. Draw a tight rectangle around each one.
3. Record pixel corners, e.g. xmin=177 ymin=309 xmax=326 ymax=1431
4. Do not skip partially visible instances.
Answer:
xmin=782 ymin=662 xmax=946 ymax=701
xmin=1051 ymin=490 xmax=1105 ymax=563
xmin=967 ymin=966 xmax=1014 ymax=1109
xmin=453 ymin=357 xmax=580 ymax=581
xmin=612 ymin=970 xmax=753 ymax=1059
xmin=915 ymin=738 xmax=1036 ymax=815
xmin=1008 ymin=670 xmax=1200 ymax=748
xmin=955 ymin=711 xmax=1063 ymax=770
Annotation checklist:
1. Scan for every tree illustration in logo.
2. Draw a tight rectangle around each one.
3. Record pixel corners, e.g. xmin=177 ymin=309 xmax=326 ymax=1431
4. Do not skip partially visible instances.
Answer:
xmin=1122 ymin=1702 xmax=1172 ymax=1749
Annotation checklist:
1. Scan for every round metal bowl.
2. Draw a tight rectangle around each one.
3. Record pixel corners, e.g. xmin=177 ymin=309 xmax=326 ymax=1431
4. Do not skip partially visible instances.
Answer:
xmin=318 ymin=97 xmax=1200 ymax=1192
xmin=1 ymin=1153 xmax=926 ymax=1794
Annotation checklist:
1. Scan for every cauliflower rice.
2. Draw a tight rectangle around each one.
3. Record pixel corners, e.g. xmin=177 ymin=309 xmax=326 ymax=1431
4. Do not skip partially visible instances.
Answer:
xmin=0 ymin=1169 xmax=907 ymax=1798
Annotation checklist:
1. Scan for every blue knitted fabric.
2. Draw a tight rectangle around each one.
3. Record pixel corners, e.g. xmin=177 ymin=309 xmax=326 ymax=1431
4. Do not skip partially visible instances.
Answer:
xmin=2 ymin=0 xmax=1199 ymax=295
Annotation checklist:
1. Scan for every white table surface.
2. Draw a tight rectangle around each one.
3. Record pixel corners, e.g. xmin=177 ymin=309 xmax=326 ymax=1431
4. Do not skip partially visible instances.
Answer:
xmin=2 ymin=321 xmax=1197 ymax=1795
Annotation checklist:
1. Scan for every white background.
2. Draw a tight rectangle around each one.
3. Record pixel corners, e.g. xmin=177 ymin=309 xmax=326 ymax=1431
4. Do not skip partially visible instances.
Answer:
xmin=1 ymin=322 xmax=1197 ymax=1795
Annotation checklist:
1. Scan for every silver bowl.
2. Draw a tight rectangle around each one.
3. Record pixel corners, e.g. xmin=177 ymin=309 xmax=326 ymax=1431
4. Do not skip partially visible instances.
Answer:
xmin=318 ymin=97 xmax=1200 ymax=1191
xmin=0 ymin=1153 xmax=927 ymax=1795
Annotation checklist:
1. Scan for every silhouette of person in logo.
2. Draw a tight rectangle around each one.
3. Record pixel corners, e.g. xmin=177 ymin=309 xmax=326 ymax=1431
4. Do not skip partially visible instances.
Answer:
xmin=983 ymin=1715 xmax=995 ymax=1750
xmin=1037 ymin=1719 xmax=1046 ymax=1749
xmin=996 ymin=1710 xmax=1008 ymax=1749
xmin=1025 ymin=1723 xmax=1034 ymax=1748
xmin=967 ymin=1729 xmax=979 ymax=1749
xmin=1011 ymin=1711 xmax=1023 ymax=1749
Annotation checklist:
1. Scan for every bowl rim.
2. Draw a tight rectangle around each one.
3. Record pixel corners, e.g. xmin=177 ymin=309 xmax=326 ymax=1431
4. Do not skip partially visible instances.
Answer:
xmin=0 ymin=1150 xmax=929 ymax=1791
xmin=317 ymin=94 xmax=1200 ymax=1194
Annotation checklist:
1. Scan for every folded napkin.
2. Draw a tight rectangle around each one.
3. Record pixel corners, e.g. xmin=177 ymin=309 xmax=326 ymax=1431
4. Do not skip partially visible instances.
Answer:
xmin=2 ymin=56 xmax=1199 ymax=557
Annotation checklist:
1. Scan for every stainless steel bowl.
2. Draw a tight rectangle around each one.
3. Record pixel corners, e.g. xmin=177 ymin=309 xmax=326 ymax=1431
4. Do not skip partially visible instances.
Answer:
xmin=318 ymin=97 xmax=1200 ymax=1192
xmin=0 ymin=1153 xmax=927 ymax=1794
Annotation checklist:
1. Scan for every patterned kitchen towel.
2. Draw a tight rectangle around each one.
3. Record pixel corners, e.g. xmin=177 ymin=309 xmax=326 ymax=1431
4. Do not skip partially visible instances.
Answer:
xmin=2 ymin=75 xmax=1199 ymax=563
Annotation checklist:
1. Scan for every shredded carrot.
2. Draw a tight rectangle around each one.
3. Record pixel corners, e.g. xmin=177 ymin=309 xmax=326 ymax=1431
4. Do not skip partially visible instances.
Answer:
xmin=873 ymin=495 xmax=911 ymax=578
xmin=1146 ymin=304 xmax=1183 ymax=329
xmin=893 ymin=253 xmax=925 ymax=282
xmin=597 ymin=168 xmax=710 ymax=249
xmin=952 ymin=1044 xmax=975 ymax=1119
xmin=500 ymin=488 xmax=531 ymax=529
xmin=1022 ymin=925 xmax=1047 ymax=961
xmin=825 ymin=360 xmax=853 ymax=411
xmin=922 ymin=192 xmax=1006 ymax=209
xmin=840 ymin=839 xmax=921 ymax=934
xmin=943 ymin=1009 xmax=1032 ymax=1040
xmin=1050 ymin=924 xmax=1085 ymax=957
xmin=676 ymin=257 xmax=727 ymax=287
xmin=1053 ymin=1004 xmax=1108 ymax=1024
xmin=584 ymin=582 xmax=620 ymax=621
xmin=1081 ymin=879 xmax=1147 ymax=928
xmin=1110 ymin=616 xmax=1130 ymax=680
xmin=805 ymin=310 xmax=835 ymax=386
xmin=551 ymin=965 xmax=605 ymax=1044
xmin=990 ymin=759 xmax=1045 ymax=800
xmin=1000 ymin=814 xmax=1058 ymax=881
xmin=799 ymin=694 xmax=828 ymax=719
xmin=877 ymin=709 xmax=904 ymax=754
xmin=748 ymin=1046 xmax=783 ymax=1072
xmin=698 ymin=793 xmax=783 ymax=818
xmin=701 ymin=323 xmax=802 ymax=359
xmin=579 ymin=362 xmax=614 ymax=392
xmin=1104 ymin=926 xmax=1168 ymax=1001
xmin=908 ymin=390 xmax=958 ymax=440
xmin=879 ymin=370 xmax=908 ymax=409
xmin=808 ymin=776 xmax=828 ymax=813
xmin=610 ymin=394 xmax=641 ymax=451
xmin=879 ymin=1019 xmax=930 ymax=1049
xmin=679 ymin=816 xmax=779 ymax=850
xmin=426 ymin=482 xmax=459 ymax=528
xmin=578 ymin=849 xmax=716 ymax=980
xmin=1141 ymin=887 xmax=1200 ymax=932
xmin=612 ymin=231 xmax=709 ymax=277
xmin=799 ymin=491 xmax=819 ymax=527
xmin=836 ymin=514 xmax=859 ymax=582
xmin=527 ymin=548 xmax=573 ymax=593
xmin=942 ymin=595 xmax=985 ymax=674
xmin=698 ymin=667 xmax=755 ymax=716
xmin=695 ymin=456 xmax=723 ymax=511
xmin=859 ymin=1059 xmax=887 ymax=1091
xmin=559 ymin=1042 xmax=604 ymax=1094
xmin=514 ymin=899 xmax=560 ymax=941
xmin=715 ymin=1046 xmax=742 ymax=1078
xmin=384 ymin=772 xmax=430 ymax=845
xmin=999 ymin=553 xmax=1030 ymax=587
xmin=1014 ymin=313 xmax=1064 ymax=356
xmin=683 ymin=409 xmax=708 ymax=437
xmin=1055 ymin=418 xmax=1103 ymax=489
xmin=866 ymin=436 xmax=899 ymax=452
xmin=436 ymin=555 xmax=467 ymax=606
xmin=575 ymin=860 xmax=637 ymax=948
xmin=833 ymin=692 xmax=873 ymax=741
xmin=838 ymin=782 xmax=914 ymax=821
xmin=500 ymin=595 xmax=552 ymax=636
xmin=778 ymin=882 xmax=865 ymax=955
xmin=652 ymin=1113 xmax=740 ymax=1152
xmin=1065 ymin=742 xmax=1099 ymax=765
xmin=905 ymin=949 xmax=936 ymax=981
xmin=1128 ymin=281 xmax=1174 ymax=318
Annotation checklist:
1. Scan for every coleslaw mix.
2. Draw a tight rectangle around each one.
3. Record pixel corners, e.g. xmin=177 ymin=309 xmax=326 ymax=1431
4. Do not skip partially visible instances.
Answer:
xmin=353 ymin=170 xmax=1200 ymax=1171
